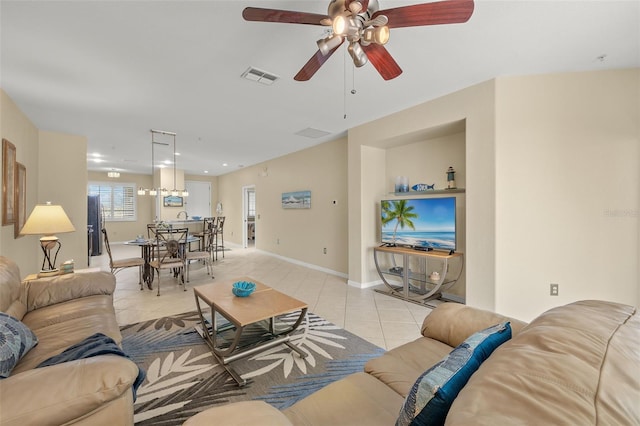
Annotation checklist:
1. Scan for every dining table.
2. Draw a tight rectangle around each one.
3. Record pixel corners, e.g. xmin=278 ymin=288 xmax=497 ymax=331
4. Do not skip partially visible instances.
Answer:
xmin=124 ymin=234 xmax=200 ymax=289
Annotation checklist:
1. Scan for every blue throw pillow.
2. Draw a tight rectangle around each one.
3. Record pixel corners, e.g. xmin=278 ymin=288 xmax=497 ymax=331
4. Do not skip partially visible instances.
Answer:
xmin=0 ymin=312 xmax=39 ymax=378
xmin=397 ymin=322 xmax=512 ymax=426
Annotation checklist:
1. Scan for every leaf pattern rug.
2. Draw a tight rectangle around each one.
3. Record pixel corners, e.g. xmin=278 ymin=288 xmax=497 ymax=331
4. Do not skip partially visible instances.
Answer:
xmin=120 ymin=310 xmax=385 ymax=425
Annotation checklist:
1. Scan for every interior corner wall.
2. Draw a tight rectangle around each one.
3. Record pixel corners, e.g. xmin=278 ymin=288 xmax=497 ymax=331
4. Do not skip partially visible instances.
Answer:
xmin=0 ymin=89 xmax=40 ymax=275
xmin=38 ymin=131 xmax=88 ymax=269
xmin=494 ymin=69 xmax=640 ymax=321
xmin=348 ymin=80 xmax=497 ymax=311
xmin=218 ymin=137 xmax=349 ymax=275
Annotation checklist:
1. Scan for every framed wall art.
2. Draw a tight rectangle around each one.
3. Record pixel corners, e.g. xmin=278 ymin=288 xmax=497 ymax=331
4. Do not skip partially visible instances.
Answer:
xmin=282 ymin=190 xmax=311 ymax=209
xmin=14 ymin=162 xmax=26 ymax=238
xmin=163 ymin=195 xmax=183 ymax=207
xmin=2 ymin=139 xmax=16 ymax=225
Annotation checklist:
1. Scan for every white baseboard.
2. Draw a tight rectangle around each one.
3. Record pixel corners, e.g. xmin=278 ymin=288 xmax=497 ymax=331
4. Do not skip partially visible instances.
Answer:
xmin=256 ymin=249 xmax=348 ymax=279
xmin=347 ymin=279 xmax=382 ymax=289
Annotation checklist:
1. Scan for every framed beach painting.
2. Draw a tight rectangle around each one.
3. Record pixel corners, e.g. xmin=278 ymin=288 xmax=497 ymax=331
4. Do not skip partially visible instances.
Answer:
xmin=14 ymin=163 xmax=26 ymax=238
xmin=163 ymin=195 xmax=183 ymax=207
xmin=282 ymin=190 xmax=311 ymax=209
xmin=2 ymin=139 xmax=16 ymax=225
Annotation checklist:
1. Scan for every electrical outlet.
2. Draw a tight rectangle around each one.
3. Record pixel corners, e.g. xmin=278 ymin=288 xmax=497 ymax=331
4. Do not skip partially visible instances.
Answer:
xmin=550 ymin=283 xmax=559 ymax=296
xmin=323 ymin=247 xmax=327 ymax=254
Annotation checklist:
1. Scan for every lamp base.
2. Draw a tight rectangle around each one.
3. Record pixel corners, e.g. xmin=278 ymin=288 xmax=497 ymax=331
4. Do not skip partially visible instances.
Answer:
xmin=37 ymin=269 xmax=60 ymax=278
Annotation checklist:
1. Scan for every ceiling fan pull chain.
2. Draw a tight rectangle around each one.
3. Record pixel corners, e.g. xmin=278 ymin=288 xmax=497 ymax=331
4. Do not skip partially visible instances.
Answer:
xmin=344 ymin=47 xmax=348 ymax=119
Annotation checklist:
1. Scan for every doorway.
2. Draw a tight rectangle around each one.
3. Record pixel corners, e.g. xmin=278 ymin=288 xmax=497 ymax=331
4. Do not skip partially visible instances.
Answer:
xmin=185 ymin=181 xmax=211 ymax=218
xmin=242 ymin=185 xmax=255 ymax=248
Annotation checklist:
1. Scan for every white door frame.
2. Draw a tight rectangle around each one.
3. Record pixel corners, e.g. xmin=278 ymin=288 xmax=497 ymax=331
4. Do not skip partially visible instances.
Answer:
xmin=242 ymin=185 xmax=255 ymax=249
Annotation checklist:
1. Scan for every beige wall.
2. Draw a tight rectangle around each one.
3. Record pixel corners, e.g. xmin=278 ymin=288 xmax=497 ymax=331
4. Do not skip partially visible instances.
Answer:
xmin=494 ymin=69 xmax=639 ymax=320
xmin=218 ymin=138 xmax=349 ymax=275
xmin=0 ymin=90 xmax=40 ymax=275
xmin=384 ymin=133 xmax=467 ymax=299
xmin=349 ymin=69 xmax=638 ymax=320
xmin=38 ymin=131 xmax=88 ymax=269
xmin=349 ymin=80 xmax=497 ymax=313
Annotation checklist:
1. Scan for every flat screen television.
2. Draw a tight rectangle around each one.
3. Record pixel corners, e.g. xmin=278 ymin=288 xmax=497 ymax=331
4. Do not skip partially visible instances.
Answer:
xmin=381 ymin=197 xmax=456 ymax=251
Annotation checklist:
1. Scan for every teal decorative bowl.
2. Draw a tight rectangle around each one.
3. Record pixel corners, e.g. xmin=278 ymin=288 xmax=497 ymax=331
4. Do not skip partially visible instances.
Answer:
xmin=232 ymin=281 xmax=256 ymax=297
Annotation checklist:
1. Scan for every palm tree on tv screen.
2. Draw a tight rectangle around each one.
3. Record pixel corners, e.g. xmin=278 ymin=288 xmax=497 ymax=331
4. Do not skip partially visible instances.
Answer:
xmin=382 ymin=200 xmax=417 ymax=244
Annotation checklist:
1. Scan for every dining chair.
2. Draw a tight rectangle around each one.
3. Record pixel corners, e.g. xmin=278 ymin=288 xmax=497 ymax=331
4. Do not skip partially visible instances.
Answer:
xmin=185 ymin=219 xmax=214 ymax=282
xmin=101 ymin=228 xmax=145 ymax=289
xmin=149 ymin=227 xmax=188 ymax=296
xmin=214 ymin=216 xmax=225 ymax=260
xmin=192 ymin=217 xmax=216 ymax=252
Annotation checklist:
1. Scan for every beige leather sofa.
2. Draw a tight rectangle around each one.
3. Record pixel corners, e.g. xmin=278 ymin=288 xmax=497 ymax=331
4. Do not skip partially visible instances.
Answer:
xmin=185 ymin=299 xmax=639 ymax=425
xmin=0 ymin=256 xmax=139 ymax=426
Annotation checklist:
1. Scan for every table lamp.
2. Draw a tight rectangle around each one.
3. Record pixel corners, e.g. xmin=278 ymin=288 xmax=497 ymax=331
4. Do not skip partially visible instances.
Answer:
xmin=20 ymin=202 xmax=76 ymax=276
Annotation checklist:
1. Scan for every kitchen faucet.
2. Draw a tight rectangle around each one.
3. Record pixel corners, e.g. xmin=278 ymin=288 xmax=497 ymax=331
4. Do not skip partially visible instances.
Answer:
xmin=177 ymin=211 xmax=189 ymax=220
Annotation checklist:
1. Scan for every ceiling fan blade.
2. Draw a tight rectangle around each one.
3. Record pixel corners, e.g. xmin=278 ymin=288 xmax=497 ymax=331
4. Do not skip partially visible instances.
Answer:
xmin=242 ymin=7 xmax=328 ymax=26
xmin=373 ymin=0 xmax=474 ymax=28
xmin=361 ymin=44 xmax=402 ymax=80
xmin=294 ymin=43 xmax=344 ymax=81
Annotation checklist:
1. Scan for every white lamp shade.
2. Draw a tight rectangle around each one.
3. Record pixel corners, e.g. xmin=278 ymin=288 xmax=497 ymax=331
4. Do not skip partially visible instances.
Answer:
xmin=20 ymin=203 xmax=76 ymax=236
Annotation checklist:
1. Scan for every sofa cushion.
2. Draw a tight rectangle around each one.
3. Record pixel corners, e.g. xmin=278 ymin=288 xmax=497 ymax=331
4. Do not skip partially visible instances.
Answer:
xmin=365 ymin=336 xmax=453 ymax=397
xmin=397 ymin=322 xmax=512 ymax=426
xmin=445 ymin=300 xmax=640 ymax=425
xmin=0 ymin=257 xmax=21 ymax=312
xmin=0 ymin=312 xmax=38 ymax=378
xmin=12 ymin=296 xmax=122 ymax=374
xmin=421 ymin=303 xmax=525 ymax=347
xmin=283 ymin=372 xmax=405 ymax=426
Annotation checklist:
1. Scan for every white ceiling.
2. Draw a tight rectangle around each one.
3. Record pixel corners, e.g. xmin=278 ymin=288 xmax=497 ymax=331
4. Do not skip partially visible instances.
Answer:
xmin=2 ymin=0 xmax=638 ymax=177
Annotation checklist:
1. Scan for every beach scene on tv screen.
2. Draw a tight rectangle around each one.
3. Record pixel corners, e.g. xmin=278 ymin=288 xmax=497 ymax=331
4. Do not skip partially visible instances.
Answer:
xmin=381 ymin=197 xmax=456 ymax=250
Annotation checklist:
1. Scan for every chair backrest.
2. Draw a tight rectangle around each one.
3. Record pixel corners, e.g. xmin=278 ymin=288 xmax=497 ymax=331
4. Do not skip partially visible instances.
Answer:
xmin=147 ymin=223 xmax=158 ymax=238
xmin=101 ymin=228 xmax=114 ymax=266
xmin=216 ymin=216 xmax=225 ymax=232
xmin=154 ymin=227 xmax=188 ymax=264
xmin=203 ymin=219 xmax=216 ymax=250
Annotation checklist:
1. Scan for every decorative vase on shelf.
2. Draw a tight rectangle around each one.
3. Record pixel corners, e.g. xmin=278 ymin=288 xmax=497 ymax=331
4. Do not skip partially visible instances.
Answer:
xmin=395 ymin=176 xmax=409 ymax=192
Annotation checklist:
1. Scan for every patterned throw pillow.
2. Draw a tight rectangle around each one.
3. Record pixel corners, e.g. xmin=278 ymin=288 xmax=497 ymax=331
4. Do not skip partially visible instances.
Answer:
xmin=397 ymin=322 xmax=512 ymax=426
xmin=0 ymin=312 xmax=39 ymax=378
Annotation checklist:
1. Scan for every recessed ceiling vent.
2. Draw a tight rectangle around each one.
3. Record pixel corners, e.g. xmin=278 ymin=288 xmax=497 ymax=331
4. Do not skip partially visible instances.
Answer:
xmin=241 ymin=66 xmax=279 ymax=85
xmin=295 ymin=127 xmax=331 ymax=139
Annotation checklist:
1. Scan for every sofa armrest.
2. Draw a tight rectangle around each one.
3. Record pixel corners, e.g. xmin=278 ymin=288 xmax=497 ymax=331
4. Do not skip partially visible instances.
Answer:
xmin=421 ymin=303 xmax=527 ymax=348
xmin=183 ymin=401 xmax=293 ymax=426
xmin=0 ymin=355 xmax=138 ymax=426
xmin=21 ymin=271 xmax=116 ymax=311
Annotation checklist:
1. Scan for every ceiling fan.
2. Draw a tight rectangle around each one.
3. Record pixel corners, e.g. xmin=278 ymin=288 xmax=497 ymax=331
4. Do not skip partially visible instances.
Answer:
xmin=242 ymin=0 xmax=474 ymax=81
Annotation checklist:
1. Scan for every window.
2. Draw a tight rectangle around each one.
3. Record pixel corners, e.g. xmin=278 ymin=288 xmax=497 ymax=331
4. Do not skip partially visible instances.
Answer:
xmin=88 ymin=182 xmax=137 ymax=221
xmin=247 ymin=190 xmax=256 ymax=218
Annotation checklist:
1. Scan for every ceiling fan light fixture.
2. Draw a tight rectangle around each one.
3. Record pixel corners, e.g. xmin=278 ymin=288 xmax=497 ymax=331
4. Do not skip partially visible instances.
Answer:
xmin=362 ymin=25 xmax=389 ymax=45
xmin=348 ymin=1 xmax=363 ymax=15
xmin=317 ymin=34 xmax=343 ymax=56
xmin=367 ymin=14 xmax=388 ymax=27
xmin=348 ymin=42 xmax=368 ymax=67
xmin=333 ymin=15 xmax=360 ymax=39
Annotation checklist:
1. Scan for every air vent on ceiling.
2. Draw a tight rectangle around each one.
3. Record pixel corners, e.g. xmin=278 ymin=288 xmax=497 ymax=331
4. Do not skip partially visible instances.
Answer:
xmin=295 ymin=127 xmax=332 ymax=139
xmin=241 ymin=66 xmax=279 ymax=85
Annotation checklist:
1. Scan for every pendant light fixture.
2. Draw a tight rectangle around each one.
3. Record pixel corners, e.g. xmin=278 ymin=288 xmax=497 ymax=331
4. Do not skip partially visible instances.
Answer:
xmin=139 ymin=130 xmax=188 ymax=197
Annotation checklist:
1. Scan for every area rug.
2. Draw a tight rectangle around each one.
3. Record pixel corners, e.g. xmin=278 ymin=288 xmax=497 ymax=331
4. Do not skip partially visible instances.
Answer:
xmin=120 ymin=310 xmax=385 ymax=425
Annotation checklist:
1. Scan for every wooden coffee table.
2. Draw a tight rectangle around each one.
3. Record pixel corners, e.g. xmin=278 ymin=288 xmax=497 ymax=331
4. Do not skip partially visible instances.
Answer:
xmin=193 ymin=277 xmax=308 ymax=386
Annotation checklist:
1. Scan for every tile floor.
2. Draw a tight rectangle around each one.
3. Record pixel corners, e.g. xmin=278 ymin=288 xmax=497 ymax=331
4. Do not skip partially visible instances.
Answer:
xmin=95 ymin=243 xmax=435 ymax=350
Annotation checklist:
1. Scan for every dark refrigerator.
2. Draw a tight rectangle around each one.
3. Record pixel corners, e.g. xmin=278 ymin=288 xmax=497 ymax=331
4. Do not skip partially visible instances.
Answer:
xmin=88 ymin=195 xmax=102 ymax=256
